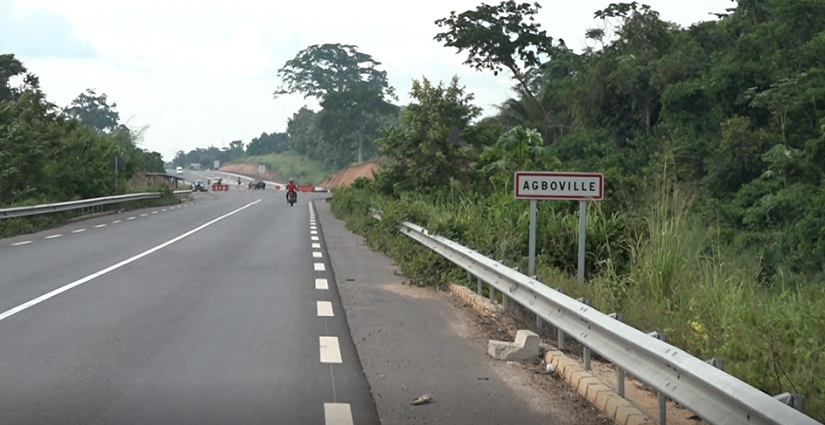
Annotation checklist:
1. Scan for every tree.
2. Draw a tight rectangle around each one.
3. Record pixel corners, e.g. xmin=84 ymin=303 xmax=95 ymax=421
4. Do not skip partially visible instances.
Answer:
xmin=246 ymin=132 xmax=289 ymax=156
xmin=434 ymin=1 xmax=558 ymax=135
xmin=318 ymin=82 xmax=398 ymax=164
xmin=274 ymin=43 xmax=395 ymax=101
xmin=374 ymin=77 xmax=481 ymax=194
xmin=64 ymin=89 xmax=120 ymax=133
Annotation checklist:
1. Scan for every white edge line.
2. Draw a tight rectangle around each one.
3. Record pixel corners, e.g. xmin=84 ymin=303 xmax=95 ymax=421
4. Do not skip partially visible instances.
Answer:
xmin=0 ymin=199 xmax=262 ymax=323
xmin=11 ymin=241 xmax=33 ymax=246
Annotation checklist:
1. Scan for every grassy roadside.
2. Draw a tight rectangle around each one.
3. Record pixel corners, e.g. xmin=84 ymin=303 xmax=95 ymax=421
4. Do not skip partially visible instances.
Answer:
xmin=329 ymin=178 xmax=825 ymax=421
xmin=0 ymin=184 xmax=185 ymax=239
xmin=243 ymin=151 xmax=333 ymax=186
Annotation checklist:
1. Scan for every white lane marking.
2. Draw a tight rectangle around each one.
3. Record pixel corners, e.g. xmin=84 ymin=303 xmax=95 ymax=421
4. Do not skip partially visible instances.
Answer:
xmin=112 ymin=220 xmax=122 ymax=224
xmin=45 ymin=234 xmax=62 ymax=239
xmin=140 ymin=213 xmax=148 ymax=217
xmin=161 ymin=209 xmax=167 ymax=212
xmin=315 ymin=278 xmax=328 ymax=290
xmin=127 ymin=217 xmax=136 ymax=220
xmin=317 ymin=301 xmax=333 ymax=317
xmin=151 ymin=211 xmax=158 ymax=214
xmin=310 ymin=226 xmax=317 ymax=230
xmin=312 ymin=243 xmax=321 ymax=248
xmin=94 ymin=224 xmax=106 ymax=228
xmin=313 ymin=252 xmax=322 ymax=258
xmin=0 ymin=200 xmax=262 ymax=323
xmin=310 ymin=230 xmax=318 ymax=235
xmin=11 ymin=241 xmax=33 ymax=246
xmin=311 ymin=236 xmax=319 ymax=241
xmin=314 ymin=263 xmax=325 ymax=271
xmin=319 ymin=337 xmax=342 ymax=363
xmin=72 ymin=229 xmax=86 ymax=234
xmin=324 ymin=403 xmax=353 ymax=425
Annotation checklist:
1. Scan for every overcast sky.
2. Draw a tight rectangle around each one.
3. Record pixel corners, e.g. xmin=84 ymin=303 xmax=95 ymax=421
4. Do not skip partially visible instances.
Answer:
xmin=2 ymin=0 xmax=731 ymax=161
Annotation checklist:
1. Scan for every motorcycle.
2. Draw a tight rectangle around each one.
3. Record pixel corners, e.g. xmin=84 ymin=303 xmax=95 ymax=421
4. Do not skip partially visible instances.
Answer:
xmin=287 ymin=190 xmax=297 ymax=206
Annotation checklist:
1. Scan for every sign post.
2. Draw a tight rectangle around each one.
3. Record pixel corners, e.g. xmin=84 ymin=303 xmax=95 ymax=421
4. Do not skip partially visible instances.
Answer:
xmin=113 ymin=153 xmax=122 ymax=195
xmin=514 ymin=171 xmax=604 ymax=282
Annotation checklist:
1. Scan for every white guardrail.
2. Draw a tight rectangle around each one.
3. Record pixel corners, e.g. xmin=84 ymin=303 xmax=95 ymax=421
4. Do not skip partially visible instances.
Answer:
xmin=0 ymin=191 xmax=192 ymax=220
xmin=373 ymin=213 xmax=821 ymax=425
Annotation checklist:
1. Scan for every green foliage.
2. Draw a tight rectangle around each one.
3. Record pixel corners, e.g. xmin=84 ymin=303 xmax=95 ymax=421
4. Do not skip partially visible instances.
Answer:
xmin=246 ymin=132 xmax=289 ymax=156
xmin=373 ymin=77 xmax=481 ymax=195
xmin=326 ymin=0 xmax=825 ymax=419
xmin=0 ymin=54 xmax=165 ymax=209
xmin=245 ymin=151 xmax=332 ymax=186
xmin=273 ymin=43 xmax=395 ymax=100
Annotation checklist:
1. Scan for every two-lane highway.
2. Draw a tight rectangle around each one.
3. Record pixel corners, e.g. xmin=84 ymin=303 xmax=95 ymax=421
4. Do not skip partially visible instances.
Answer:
xmin=0 ymin=190 xmax=378 ymax=424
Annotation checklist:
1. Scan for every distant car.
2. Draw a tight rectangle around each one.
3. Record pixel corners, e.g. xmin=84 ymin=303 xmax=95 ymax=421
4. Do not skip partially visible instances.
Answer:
xmin=192 ymin=180 xmax=207 ymax=192
xmin=254 ymin=180 xmax=266 ymax=190
xmin=176 ymin=166 xmax=183 ymax=175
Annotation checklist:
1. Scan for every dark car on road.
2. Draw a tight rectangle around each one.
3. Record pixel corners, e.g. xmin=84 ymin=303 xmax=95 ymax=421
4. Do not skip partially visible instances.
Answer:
xmin=192 ymin=180 xmax=207 ymax=192
xmin=254 ymin=180 xmax=266 ymax=190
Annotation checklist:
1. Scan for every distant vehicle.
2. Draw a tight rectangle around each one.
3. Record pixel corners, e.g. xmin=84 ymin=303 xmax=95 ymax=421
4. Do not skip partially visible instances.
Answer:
xmin=254 ymin=180 xmax=266 ymax=190
xmin=176 ymin=166 xmax=183 ymax=175
xmin=192 ymin=180 xmax=207 ymax=192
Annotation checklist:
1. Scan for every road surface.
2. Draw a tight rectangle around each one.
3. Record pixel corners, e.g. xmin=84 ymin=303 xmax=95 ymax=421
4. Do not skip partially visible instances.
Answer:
xmin=0 ymin=190 xmax=377 ymax=425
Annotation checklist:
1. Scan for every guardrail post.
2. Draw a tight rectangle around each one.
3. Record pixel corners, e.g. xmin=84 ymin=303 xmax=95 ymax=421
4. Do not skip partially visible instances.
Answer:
xmin=477 ymin=276 xmax=483 ymax=296
xmin=556 ymin=286 xmax=565 ymax=350
xmin=647 ymin=331 xmax=668 ymax=425
xmin=577 ymin=297 xmax=593 ymax=370
xmin=774 ymin=392 xmax=805 ymax=413
xmin=532 ymin=275 xmax=544 ymax=330
xmin=607 ymin=312 xmax=625 ymax=396
xmin=490 ymin=285 xmax=496 ymax=303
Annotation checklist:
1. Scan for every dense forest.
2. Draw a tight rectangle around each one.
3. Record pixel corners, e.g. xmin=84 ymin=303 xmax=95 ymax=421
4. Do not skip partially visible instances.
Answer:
xmin=0 ymin=54 xmax=166 ymax=208
xmin=327 ymin=0 xmax=825 ymax=420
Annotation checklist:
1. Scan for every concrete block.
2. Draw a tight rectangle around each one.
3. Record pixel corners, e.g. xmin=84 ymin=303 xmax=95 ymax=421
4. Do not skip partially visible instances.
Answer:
xmin=594 ymin=389 xmax=614 ymax=411
xmin=487 ymin=330 xmax=539 ymax=361
xmin=587 ymin=383 xmax=612 ymax=402
xmin=614 ymin=405 xmax=636 ymax=425
xmin=577 ymin=376 xmax=603 ymax=397
xmin=570 ymin=370 xmax=588 ymax=388
xmin=605 ymin=396 xmax=624 ymax=417
xmin=625 ymin=413 xmax=655 ymax=425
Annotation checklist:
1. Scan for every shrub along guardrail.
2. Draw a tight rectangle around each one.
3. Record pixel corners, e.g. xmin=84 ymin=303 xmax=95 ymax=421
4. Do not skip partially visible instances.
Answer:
xmin=0 ymin=191 xmax=192 ymax=221
xmin=372 ymin=211 xmax=820 ymax=425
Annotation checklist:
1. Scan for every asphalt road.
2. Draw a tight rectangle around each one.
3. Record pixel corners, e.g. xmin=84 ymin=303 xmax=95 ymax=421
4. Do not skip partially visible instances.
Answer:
xmin=0 ymin=190 xmax=378 ymax=425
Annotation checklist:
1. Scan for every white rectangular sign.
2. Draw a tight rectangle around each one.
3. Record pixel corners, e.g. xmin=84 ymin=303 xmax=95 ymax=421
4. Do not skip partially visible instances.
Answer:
xmin=258 ymin=164 xmax=265 ymax=175
xmin=214 ymin=160 xmax=220 ymax=169
xmin=515 ymin=171 xmax=604 ymax=200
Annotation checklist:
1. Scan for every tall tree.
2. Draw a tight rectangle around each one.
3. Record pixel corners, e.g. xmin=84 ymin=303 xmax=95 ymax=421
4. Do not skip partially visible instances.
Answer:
xmin=273 ymin=43 xmax=396 ymax=101
xmin=434 ymin=1 xmax=559 ymax=138
xmin=64 ymin=89 xmax=120 ymax=133
xmin=318 ymin=82 xmax=398 ymax=164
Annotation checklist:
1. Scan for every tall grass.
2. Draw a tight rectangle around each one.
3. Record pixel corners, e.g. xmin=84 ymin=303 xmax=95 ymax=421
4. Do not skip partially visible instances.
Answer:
xmin=244 ymin=151 xmax=333 ymax=186
xmin=330 ymin=178 xmax=825 ymax=421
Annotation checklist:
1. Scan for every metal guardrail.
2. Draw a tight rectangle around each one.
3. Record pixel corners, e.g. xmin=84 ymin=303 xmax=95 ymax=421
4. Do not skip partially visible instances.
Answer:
xmin=374 ymin=212 xmax=820 ymax=425
xmin=0 ymin=190 xmax=192 ymax=221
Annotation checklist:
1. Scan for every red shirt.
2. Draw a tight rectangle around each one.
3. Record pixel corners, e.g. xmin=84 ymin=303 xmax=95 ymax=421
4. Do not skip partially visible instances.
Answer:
xmin=286 ymin=182 xmax=297 ymax=193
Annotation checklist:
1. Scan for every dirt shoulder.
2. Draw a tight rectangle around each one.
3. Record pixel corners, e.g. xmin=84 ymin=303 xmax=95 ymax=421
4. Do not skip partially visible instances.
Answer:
xmin=219 ymin=163 xmax=281 ymax=182
xmin=320 ymin=162 xmax=380 ymax=189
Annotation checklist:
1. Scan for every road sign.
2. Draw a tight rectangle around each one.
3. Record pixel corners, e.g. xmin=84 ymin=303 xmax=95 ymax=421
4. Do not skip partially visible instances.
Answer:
xmin=514 ymin=171 xmax=604 ymax=200
xmin=258 ymin=165 xmax=265 ymax=175
xmin=214 ymin=160 xmax=220 ymax=169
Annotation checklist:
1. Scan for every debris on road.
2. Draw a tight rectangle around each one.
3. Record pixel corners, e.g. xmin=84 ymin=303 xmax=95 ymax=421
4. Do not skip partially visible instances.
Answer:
xmin=411 ymin=393 xmax=434 ymax=405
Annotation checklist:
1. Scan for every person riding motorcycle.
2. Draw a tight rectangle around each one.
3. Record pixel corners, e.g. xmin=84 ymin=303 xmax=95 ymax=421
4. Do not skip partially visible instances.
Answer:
xmin=285 ymin=178 xmax=298 ymax=201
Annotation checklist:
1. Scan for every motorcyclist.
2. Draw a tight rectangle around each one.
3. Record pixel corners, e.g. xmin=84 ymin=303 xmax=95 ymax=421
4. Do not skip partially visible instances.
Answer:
xmin=285 ymin=178 xmax=298 ymax=201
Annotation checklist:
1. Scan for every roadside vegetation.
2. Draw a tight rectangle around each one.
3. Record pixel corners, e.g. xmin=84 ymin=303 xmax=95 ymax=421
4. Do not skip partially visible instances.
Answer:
xmin=245 ymin=152 xmax=332 ymax=186
xmin=325 ymin=1 xmax=825 ymax=420
xmin=0 ymin=54 xmax=174 ymax=238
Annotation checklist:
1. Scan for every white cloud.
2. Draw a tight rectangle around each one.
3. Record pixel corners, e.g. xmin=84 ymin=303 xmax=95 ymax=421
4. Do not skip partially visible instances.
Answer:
xmin=9 ymin=0 xmax=731 ymax=161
